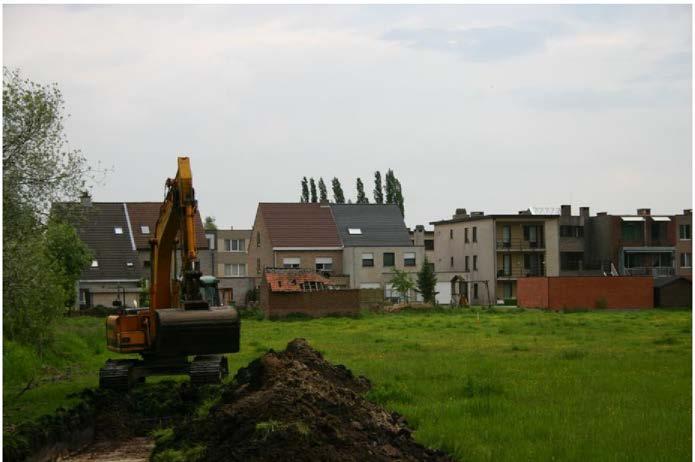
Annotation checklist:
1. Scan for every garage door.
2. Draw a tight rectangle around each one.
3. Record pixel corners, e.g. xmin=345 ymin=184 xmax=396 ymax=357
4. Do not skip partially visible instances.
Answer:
xmin=435 ymin=281 xmax=451 ymax=305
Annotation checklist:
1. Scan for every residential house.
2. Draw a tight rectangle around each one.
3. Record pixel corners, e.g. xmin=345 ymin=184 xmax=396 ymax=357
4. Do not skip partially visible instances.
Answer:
xmin=57 ymin=193 xmax=209 ymax=309
xmin=431 ymin=208 xmax=560 ymax=305
xmin=558 ymin=205 xmax=601 ymax=275
xmin=247 ymin=203 xmax=347 ymax=286
xmin=674 ymin=209 xmax=692 ymax=277
xmin=204 ymin=228 xmax=255 ymax=305
xmin=330 ymin=204 xmax=424 ymax=300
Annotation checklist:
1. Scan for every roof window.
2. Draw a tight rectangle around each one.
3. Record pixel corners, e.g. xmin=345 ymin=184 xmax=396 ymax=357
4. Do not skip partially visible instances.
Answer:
xmin=91 ymin=260 xmax=99 ymax=268
xmin=348 ymin=228 xmax=362 ymax=235
xmin=114 ymin=227 xmax=123 ymax=234
xmin=126 ymin=262 xmax=134 ymax=267
xmin=141 ymin=225 xmax=150 ymax=234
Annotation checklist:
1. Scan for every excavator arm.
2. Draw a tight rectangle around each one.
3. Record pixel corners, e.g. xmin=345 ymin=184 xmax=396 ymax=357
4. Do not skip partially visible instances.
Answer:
xmin=149 ymin=157 xmax=204 ymax=312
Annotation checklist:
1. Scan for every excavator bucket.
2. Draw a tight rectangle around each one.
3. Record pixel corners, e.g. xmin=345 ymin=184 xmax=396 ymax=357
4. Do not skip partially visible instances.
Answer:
xmin=154 ymin=307 xmax=240 ymax=357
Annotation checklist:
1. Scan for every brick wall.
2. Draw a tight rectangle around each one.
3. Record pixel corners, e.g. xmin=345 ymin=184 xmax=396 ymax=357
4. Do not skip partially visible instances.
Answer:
xmin=263 ymin=289 xmax=361 ymax=318
xmin=359 ymin=288 xmax=384 ymax=309
xmin=518 ymin=276 xmax=653 ymax=309
xmin=516 ymin=277 xmax=549 ymax=308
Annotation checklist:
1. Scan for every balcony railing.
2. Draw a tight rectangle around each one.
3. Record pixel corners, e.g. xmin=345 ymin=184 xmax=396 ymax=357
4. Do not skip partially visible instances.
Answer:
xmin=497 ymin=267 xmax=546 ymax=278
xmin=623 ymin=266 xmax=675 ymax=277
xmin=496 ymin=238 xmax=545 ymax=251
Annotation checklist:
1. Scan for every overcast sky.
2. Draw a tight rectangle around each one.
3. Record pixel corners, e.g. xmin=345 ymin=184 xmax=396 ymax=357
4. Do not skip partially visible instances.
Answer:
xmin=4 ymin=5 xmax=692 ymax=229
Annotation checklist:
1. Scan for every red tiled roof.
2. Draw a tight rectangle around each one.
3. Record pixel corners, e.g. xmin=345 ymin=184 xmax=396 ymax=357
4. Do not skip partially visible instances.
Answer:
xmin=259 ymin=203 xmax=342 ymax=248
xmin=264 ymin=270 xmax=330 ymax=293
xmin=127 ymin=202 xmax=208 ymax=250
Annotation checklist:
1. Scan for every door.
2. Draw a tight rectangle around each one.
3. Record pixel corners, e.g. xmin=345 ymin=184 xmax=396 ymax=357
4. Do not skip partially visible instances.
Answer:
xmin=503 ymin=254 xmax=511 ymax=276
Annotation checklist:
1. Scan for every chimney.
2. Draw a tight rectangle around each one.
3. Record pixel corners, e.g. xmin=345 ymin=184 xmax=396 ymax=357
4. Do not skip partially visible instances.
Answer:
xmin=470 ymin=211 xmax=484 ymax=217
xmin=415 ymin=224 xmax=425 ymax=232
xmin=453 ymin=208 xmax=468 ymax=219
xmin=80 ymin=191 xmax=92 ymax=207
xmin=579 ymin=207 xmax=590 ymax=224
xmin=684 ymin=209 xmax=692 ymax=215
xmin=637 ymin=208 xmax=651 ymax=216
xmin=319 ymin=198 xmax=329 ymax=205
xmin=561 ymin=205 xmax=571 ymax=217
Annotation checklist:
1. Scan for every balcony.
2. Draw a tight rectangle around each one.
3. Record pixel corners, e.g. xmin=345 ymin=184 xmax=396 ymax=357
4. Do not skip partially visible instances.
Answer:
xmin=497 ymin=267 xmax=546 ymax=279
xmin=623 ymin=267 xmax=675 ymax=277
xmin=496 ymin=238 xmax=545 ymax=251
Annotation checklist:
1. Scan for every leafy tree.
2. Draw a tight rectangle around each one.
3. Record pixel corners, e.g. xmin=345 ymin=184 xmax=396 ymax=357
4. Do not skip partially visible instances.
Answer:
xmin=356 ymin=178 xmax=369 ymax=204
xmin=309 ymin=177 xmax=317 ymax=203
xmin=389 ymin=268 xmax=416 ymax=303
xmin=416 ymin=257 xmax=437 ymax=304
xmin=3 ymin=68 xmax=95 ymax=348
xmin=45 ymin=220 xmax=93 ymax=307
xmin=318 ymin=177 xmax=328 ymax=202
xmin=394 ymin=176 xmax=405 ymax=216
xmin=300 ymin=177 xmax=309 ymax=203
xmin=373 ymin=171 xmax=383 ymax=204
xmin=332 ymin=177 xmax=345 ymax=203
xmin=204 ymin=216 xmax=217 ymax=230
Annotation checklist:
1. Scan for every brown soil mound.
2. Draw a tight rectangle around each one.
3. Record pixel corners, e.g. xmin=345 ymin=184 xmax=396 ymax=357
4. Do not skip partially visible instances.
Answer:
xmin=156 ymin=338 xmax=453 ymax=461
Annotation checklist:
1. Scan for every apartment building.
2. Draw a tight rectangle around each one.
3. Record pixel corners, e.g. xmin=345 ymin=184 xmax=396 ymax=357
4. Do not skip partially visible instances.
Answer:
xmin=674 ymin=209 xmax=692 ymax=277
xmin=410 ymin=225 xmax=435 ymax=265
xmin=431 ymin=208 xmax=560 ymax=305
xmin=202 ymin=228 xmax=255 ymax=305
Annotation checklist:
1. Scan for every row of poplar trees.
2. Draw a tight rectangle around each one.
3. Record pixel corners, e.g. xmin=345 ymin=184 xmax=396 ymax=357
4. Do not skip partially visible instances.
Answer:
xmin=299 ymin=170 xmax=404 ymax=216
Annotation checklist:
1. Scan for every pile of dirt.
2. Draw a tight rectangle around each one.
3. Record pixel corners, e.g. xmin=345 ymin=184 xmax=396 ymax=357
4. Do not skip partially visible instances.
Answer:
xmin=154 ymin=338 xmax=453 ymax=461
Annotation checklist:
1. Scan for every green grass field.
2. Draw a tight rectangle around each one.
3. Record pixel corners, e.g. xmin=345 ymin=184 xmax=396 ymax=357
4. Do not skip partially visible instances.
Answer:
xmin=4 ymin=308 xmax=692 ymax=461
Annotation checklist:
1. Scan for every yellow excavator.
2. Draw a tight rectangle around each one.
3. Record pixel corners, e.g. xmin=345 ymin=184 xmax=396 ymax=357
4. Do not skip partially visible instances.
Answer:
xmin=99 ymin=157 xmax=240 ymax=389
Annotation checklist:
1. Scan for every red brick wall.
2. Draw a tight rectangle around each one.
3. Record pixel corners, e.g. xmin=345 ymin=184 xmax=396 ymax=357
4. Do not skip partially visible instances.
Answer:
xmin=516 ymin=277 xmax=549 ymax=308
xmin=518 ymin=276 xmax=653 ymax=309
xmin=262 ymin=287 xmax=361 ymax=318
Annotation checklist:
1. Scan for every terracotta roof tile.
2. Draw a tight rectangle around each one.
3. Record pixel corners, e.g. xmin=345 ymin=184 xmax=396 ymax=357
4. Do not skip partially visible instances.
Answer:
xmin=259 ymin=203 xmax=341 ymax=248
xmin=264 ymin=269 xmax=330 ymax=292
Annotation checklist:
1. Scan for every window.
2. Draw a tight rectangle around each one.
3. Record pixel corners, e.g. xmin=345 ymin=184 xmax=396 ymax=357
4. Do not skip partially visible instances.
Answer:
xmin=502 ymin=225 xmax=511 ymax=244
xmin=114 ymin=227 xmax=123 ymax=234
xmin=473 ymin=283 xmax=479 ymax=299
xmin=257 ymin=232 xmax=261 ymax=247
xmin=315 ymin=257 xmax=333 ymax=272
xmin=464 ymin=228 xmax=469 ymax=243
xmin=473 ymin=255 xmax=478 ymax=270
xmin=283 ymin=257 xmax=301 ymax=269
xmin=383 ymin=252 xmax=395 ymax=267
xmin=141 ymin=225 xmax=150 ymax=234
xmin=362 ymin=253 xmax=374 ymax=267
xmin=206 ymin=233 xmax=215 ymax=250
xmin=622 ymin=222 xmax=643 ymax=241
xmin=450 ymin=256 xmax=454 ymax=267
xmin=225 ymin=239 xmax=245 ymax=252
xmin=424 ymin=239 xmax=434 ymax=251
xmin=427 ymin=262 xmax=435 ymax=272
xmin=348 ymin=228 xmax=362 ymax=235
xmin=502 ymin=254 xmax=511 ymax=276
xmin=404 ymin=252 xmax=416 ymax=267
xmin=560 ymin=225 xmax=572 ymax=237
xmin=225 ymin=263 xmax=247 ymax=276
xmin=680 ymin=224 xmax=691 ymax=240
xmin=680 ymin=253 xmax=692 ymax=268
xmin=449 ymin=229 xmax=453 ymax=239
xmin=256 ymin=257 xmax=261 ymax=274
xmin=91 ymin=260 xmax=99 ymax=268
xmin=472 ymin=227 xmax=477 ymax=242
xmin=465 ymin=256 xmax=470 ymax=272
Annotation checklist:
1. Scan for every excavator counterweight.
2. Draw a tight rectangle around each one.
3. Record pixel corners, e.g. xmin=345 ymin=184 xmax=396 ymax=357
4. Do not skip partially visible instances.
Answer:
xmin=99 ymin=157 xmax=240 ymax=390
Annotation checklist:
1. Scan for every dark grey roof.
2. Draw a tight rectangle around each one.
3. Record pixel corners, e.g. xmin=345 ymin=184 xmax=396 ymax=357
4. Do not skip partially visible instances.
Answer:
xmin=55 ymin=202 xmax=142 ymax=281
xmin=330 ymin=204 xmax=412 ymax=247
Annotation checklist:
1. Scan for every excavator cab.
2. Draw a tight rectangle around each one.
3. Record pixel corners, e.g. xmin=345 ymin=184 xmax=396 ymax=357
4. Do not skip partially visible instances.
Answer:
xmin=99 ymin=157 xmax=240 ymax=390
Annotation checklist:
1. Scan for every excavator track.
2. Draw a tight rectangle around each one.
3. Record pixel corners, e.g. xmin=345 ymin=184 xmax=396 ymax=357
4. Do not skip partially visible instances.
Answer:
xmin=99 ymin=359 xmax=139 ymax=391
xmin=190 ymin=355 xmax=228 ymax=385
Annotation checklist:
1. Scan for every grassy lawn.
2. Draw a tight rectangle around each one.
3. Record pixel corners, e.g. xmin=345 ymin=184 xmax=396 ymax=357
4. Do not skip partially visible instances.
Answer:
xmin=4 ymin=308 xmax=692 ymax=461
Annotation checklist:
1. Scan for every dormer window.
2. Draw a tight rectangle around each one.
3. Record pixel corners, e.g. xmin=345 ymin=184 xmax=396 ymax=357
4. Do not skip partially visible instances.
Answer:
xmin=348 ymin=228 xmax=362 ymax=235
xmin=141 ymin=225 xmax=150 ymax=234
xmin=91 ymin=260 xmax=99 ymax=268
xmin=114 ymin=227 xmax=123 ymax=234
